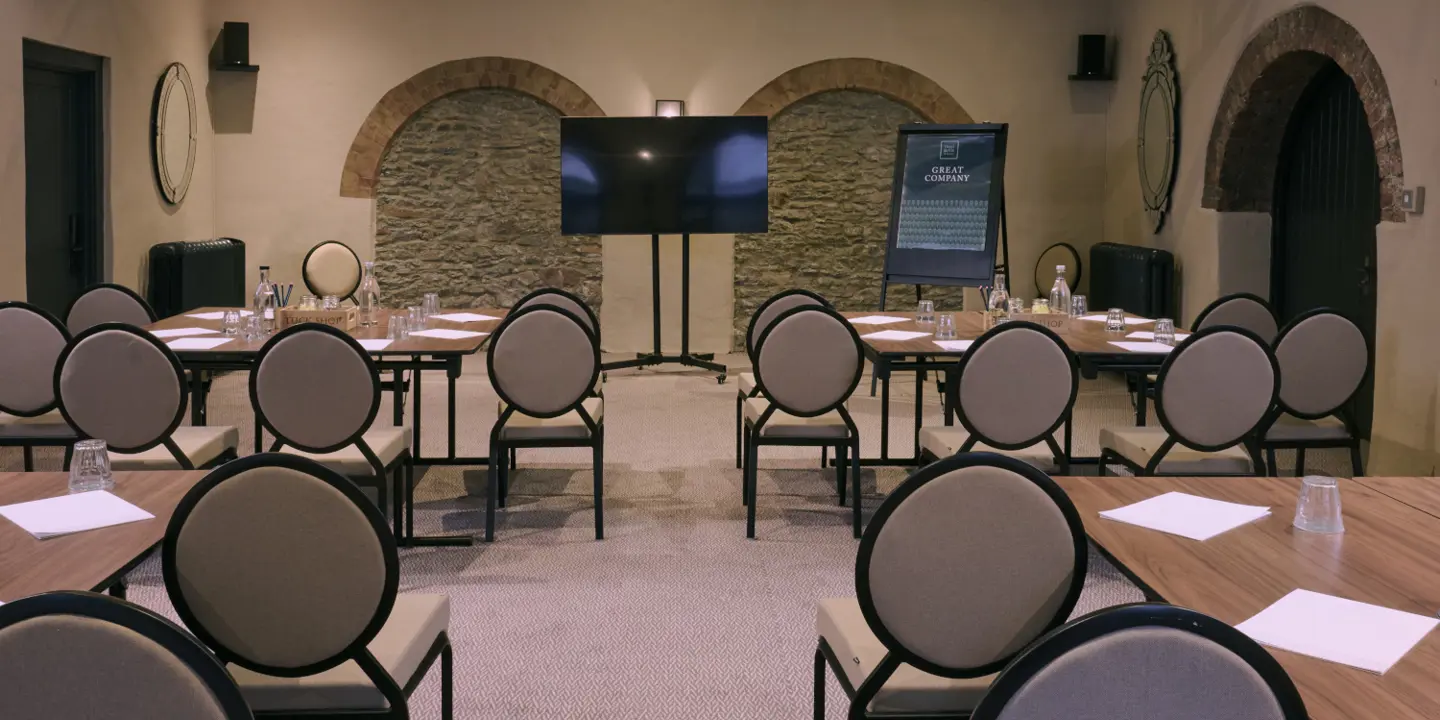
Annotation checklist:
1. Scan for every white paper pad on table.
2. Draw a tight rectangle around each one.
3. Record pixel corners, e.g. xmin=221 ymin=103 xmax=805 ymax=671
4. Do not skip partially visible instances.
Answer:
xmin=1237 ymin=589 xmax=1439 ymax=674
xmin=1077 ymin=314 xmax=1152 ymax=325
xmin=1099 ymin=491 xmax=1270 ymax=541
xmin=429 ymin=312 xmax=500 ymax=323
xmin=1126 ymin=330 xmax=1189 ymax=341
xmin=1108 ymin=341 xmax=1175 ymax=354
xmin=356 ymin=339 xmax=393 ymax=351
xmin=151 ymin=327 xmax=219 ymax=339
xmin=410 ymin=328 xmax=488 ymax=340
xmin=0 ymin=491 xmax=155 ymax=540
xmin=934 ymin=340 xmax=974 ymax=351
xmin=861 ymin=330 xmax=932 ymax=342
xmin=167 ymin=338 xmax=233 ymax=351
xmin=847 ymin=315 xmax=910 ymax=326
xmin=186 ymin=310 xmax=251 ymax=321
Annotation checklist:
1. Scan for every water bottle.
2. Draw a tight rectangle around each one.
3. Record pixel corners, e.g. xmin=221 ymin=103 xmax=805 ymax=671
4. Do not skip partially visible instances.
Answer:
xmin=987 ymin=272 xmax=1010 ymax=328
xmin=358 ymin=261 xmax=381 ymax=327
xmin=253 ymin=265 xmax=276 ymax=334
xmin=1049 ymin=266 xmax=1072 ymax=317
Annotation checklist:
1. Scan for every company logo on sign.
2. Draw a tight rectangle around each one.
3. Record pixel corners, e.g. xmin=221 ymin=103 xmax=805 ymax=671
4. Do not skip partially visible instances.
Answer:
xmin=939 ymin=140 xmax=960 ymax=160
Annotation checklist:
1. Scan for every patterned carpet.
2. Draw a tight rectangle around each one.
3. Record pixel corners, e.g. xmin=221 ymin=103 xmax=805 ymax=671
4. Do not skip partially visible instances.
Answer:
xmin=4 ymin=355 xmax=1351 ymax=719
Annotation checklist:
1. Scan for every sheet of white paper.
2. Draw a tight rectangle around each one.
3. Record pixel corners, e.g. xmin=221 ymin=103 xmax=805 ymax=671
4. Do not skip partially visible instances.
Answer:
xmin=1077 ymin=314 xmax=1152 ymax=325
xmin=861 ymin=330 xmax=932 ymax=342
xmin=186 ymin=310 xmax=251 ymax=321
xmin=410 ymin=328 xmax=488 ymax=340
xmin=356 ymin=339 xmax=393 ymax=351
xmin=0 ymin=490 xmax=155 ymax=540
xmin=1108 ymin=341 xmax=1175 ymax=354
xmin=1099 ymin=491 xmax=1271 ymax=541
xmin=428 ymin=312 xmax=500 ymax=323
xmin=150 ymin=327 xmax=220 ymax=339
xmin=1126 ymin=330 xmax=1190 ymax=340
xmin=1237 ymin=589 xmax=1439 ymax=674
xmin=166 ymin=338 xmax=233 ymax=351
xmin=933 ymin=340 xmax=974 ymax=351
xmin=847 ymin=315 xmax=910 ymax=325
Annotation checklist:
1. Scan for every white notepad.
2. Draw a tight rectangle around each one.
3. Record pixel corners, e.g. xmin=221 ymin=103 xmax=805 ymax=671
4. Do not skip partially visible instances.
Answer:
xmin=0 ymin=491 xmax=155 ymax=540
xmin=1078 ymin=314 xmax=1152 ymax=325
xmin=151 ymin=327 xmax=219 ymax=339
xmin=1108 ymin=341 xmax=1175 ymax=354
xmin=1237 ymin=590 xmax=1439 ymax=674
xmin=1099 ymin=492 xmax=1271 ymax=541
xmin=410 ymin=328 xmax=488 ymax=340
xmin=1126 ymin=330 xmax=1189 ymax=340
xmin=847 ymin=315 xmax=910 ymax=325
xmin=167 ymin=338 xmax=233 ymax=350
xmin=356 ymin=339 xmax=393 ymax=351
xmin=861 ymin=330 xmax=932 ymax=342
xmin=933 ymin=340 xmax=974 ymax=351
xmin=428 ymin=312 xmax=500 ymax=323
xmin=186 ymin=310 xmax=251 ymax=321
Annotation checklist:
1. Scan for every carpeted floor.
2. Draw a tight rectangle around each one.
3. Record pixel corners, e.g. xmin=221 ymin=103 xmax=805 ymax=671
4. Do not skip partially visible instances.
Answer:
xmin=3 ymin=355 xmax=1353 ymax=719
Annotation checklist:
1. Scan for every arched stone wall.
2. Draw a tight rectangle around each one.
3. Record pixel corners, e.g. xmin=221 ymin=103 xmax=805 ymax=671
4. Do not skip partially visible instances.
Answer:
xmin=736 ymin=58 xmax=972 ymax=124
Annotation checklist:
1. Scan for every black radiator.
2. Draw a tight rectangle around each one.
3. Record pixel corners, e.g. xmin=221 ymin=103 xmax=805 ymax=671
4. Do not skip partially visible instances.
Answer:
xmin=1088 ymin=242 xmax=1175 ymax=319
xmin=147 ymin=238 xmax=246 ymax=318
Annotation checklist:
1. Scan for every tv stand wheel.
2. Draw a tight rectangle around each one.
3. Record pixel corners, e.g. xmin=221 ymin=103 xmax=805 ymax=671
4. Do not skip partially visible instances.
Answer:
xmin=717 ymin=374 xmax=727 ymax=385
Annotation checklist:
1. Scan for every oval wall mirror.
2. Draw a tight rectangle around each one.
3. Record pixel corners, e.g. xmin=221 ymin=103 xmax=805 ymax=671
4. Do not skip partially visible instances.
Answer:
xmin=1137 ymin=30 xmax=1178 ymax=233
xmin=153 ymin=62 xmax=197 ymax=205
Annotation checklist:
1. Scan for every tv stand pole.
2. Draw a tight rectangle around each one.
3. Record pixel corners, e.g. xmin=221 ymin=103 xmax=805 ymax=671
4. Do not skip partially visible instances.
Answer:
xmin=601 ymin=234 xmax=728 ymax=383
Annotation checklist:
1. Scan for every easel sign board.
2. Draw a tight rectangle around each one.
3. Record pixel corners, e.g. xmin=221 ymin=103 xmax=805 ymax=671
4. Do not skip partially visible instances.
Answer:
xmin=881 ymin=124 xmax=1008 ymax=289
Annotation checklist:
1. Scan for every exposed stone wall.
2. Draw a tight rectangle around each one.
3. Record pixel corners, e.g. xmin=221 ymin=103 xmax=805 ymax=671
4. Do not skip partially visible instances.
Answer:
xmin=733 ymin=90 xmax=966 ymax=340
xmin=374 ymin=88 xmax=600 ymax=309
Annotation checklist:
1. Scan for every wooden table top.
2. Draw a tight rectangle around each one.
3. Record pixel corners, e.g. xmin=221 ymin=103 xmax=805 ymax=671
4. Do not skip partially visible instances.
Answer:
xmin=147 ymin=307 xmax=506 ymax=357
xmin=0 ymin=471 xmax=206 ymax=602
xmin=1353 ymin=477 xmax=1440 ymax=520
xmin=842 ymin=310 xmax=1170 ymax=357
xmin=1055 ymin=475 xmax=1440 ymax=720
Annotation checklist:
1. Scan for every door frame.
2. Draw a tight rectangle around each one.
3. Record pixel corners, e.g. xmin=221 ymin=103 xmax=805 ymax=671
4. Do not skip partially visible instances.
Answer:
xmin=23 ymin=38 xmax=105 ymax=289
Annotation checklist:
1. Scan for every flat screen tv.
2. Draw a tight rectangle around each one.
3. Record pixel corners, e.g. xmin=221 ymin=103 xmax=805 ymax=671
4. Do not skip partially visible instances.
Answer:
xmin=560 ymin=116 xmax=769 ymax=235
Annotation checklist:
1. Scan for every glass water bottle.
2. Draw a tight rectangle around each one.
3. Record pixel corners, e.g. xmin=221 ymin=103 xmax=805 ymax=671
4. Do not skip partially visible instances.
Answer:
xmin=358 ymin=261 xmax=381 ymax=327
xmin=1049 ymin=266 xmax=1072 ymax=317
xmin=987 ymin=273 xmax=1010 ymax=328
xmin=253 ymin=265 xmax=276 ymax=334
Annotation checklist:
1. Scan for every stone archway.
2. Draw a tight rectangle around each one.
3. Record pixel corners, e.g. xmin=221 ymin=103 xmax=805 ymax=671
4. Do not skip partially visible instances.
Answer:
xmin=1202 ymin=6 xmax=1404 ymax=222
xmin=339 ymin=57 xmax=604 ymax=198
xmin=736 ymin=58 xmax=972 ymax=124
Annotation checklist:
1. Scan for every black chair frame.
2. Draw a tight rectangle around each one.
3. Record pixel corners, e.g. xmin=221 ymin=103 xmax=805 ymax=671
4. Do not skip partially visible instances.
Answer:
xmin=301 ymin=240 xmax=363 ymax=303
xmin=1260 ymin=308 xmax=1368 ymax=477
xmin=63 ymin=282 xmax=158 ymax=328
xmin=0 ymin=301 xmax=77 ymax=470
xmin=736 ymin=289 xmax=831 ymax=471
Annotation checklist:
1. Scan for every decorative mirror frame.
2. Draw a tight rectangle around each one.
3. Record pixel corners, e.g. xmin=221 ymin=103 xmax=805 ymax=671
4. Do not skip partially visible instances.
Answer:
xmin=152 ymin=62 xmax=197 ymax=205
xmin=1137 ymin=30 xmax=1179 ymax=233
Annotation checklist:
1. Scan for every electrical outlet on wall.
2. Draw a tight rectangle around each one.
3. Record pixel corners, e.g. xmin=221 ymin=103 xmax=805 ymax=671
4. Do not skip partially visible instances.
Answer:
xmin=1401 ymin=187 xmax=1425 ymax=214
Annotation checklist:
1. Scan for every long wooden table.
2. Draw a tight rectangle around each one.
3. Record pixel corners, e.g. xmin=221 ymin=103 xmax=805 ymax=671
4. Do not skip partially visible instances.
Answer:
xmin=0 ymin=471 xmax=205 ymax=602
xmin=1353 ymin=476 xmax=1440 ymax=519
xmin=1056 ymin=475 xmax=1440 ymax=720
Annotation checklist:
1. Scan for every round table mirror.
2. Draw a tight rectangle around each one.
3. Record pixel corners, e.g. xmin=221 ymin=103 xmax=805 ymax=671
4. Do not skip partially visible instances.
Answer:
xmin=1137 ymin=31 xmax=1178 ymax=233
xmin=153 ymin=62 xmax=197 ymax=205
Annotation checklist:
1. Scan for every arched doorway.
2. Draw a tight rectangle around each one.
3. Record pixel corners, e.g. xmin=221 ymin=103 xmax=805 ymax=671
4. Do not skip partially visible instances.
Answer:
xmin=1272 ymin=60 xmax=1378 ymax=436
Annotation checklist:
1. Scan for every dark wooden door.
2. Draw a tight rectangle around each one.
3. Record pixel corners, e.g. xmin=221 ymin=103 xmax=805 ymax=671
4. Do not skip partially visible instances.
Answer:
xmin=23 ymin=40 xmax=102 ymax=319
xmin=1272 ymin=62 xmax=1379 ymax=437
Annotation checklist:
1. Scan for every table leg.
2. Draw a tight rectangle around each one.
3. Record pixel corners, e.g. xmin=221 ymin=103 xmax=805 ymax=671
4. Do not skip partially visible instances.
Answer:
xmin=392 ymin=369 xmax=405 ymax=427
xmin=1136 ymin=372 xmax=1149 ymax=427
xmin=879 ymin=359 xmax=891 ymax=462
xmin=447 ymin=358 xmax=460 ymax=460
xmin=413 ymin=360 xmax=423 ymax=458
xmin=913 ymin=361 xmax=925 ymax=465
xmin=189 ymin=369 xmax=207 ymax=426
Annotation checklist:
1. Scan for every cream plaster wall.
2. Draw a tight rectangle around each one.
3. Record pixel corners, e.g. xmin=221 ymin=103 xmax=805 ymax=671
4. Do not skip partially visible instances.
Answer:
xmin=0 ymin=0 xmax=215 ymax=298
xmin=1102 ymin=0 xmax=1440 ymax=473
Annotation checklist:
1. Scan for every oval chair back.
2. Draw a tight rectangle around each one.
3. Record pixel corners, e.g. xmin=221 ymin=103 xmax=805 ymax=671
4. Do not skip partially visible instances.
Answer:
xmin=752 ymin=305 xmax=861 ymax=420
xmin=55 ymin=324 xmax=188 ymax=459
xmin=0 ymin=302 xmax=70 ymax=417
xmin=0 ymin=590 xmax=254 ymax=720
xmin=745 ymin=289 xmax=830 ymax=360
xmin=162 ymin=453 xmax=403 ymax=705
xmin=1153 ymin=326 xmax=1278 ymax=467
xmin=971 ymin=604 xmax=1306 ymax=720
xmin=1192 ymin=293 xmax=1278 ymax=344
xmin=511 ymin=288 xmax=599 ymax=338
xmin=487 ymin=305 xmax=600 ymax=422
xmin=950 ymin=321 xmax=1078 ymax=456
xmin=301 ymin=241 xmax=363 ymax=301
xmin=854 ymin=453 xmax=1087 ymax=698
xmin=65 ymin=284 xmax=157 ymax=335
xmin=1272 ymin=309 xmax=1368 ymax=420
xmin=251 ymin=324 xmax=381 ymax=456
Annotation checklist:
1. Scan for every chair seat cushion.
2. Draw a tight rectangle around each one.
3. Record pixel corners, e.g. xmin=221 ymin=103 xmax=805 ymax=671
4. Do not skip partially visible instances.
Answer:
xmin=499 ymin=398 xmax=603 ymax=441
xmin=817 ymin=598 xmax=992 ymax=714
xmin=743 ymin=398 xmax=848 ymax=438
xmin=0 ymin=410 xmax=76 ymax=440
xmin=288 ymin=426 xmax=410 ymax=475
xmin=109 ymin=426 xmax=239 ymax=470
xmin=229 ymin=593 xmax=449 ymax=711
xmin=1100 ymin=426 xmax=1255 ymax=474
xmin=918 ymin=427 xmax=1060 ymax=471
xmin=1265 ymin=413 xmax=1350 ymax=442
xmin=738 ymin=372 xmax=758 ymax=396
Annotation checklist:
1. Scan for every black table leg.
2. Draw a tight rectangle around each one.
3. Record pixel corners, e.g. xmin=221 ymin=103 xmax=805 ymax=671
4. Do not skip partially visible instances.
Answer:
xmin=447 ymin=358 xmax=460 ymax=460
xmin=879 ymin=359 xmax=891 ymax=462
xmin=913 ymin=361 xmax=925 ymax=465
xmin=189 ymin=369 xmax=207 ymax=426
xmin=392 ymin=368 xmax=405 ymax=427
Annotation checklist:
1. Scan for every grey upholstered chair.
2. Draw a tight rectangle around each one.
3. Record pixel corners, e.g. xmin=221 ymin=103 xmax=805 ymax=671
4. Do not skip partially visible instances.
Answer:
xmin=735 ymin=289 xmax=830 ymax=470
xmin=1262 ymin=309 xmax=1369 ymax=476
xmin=920 ymin=321 xmax=1078 ymax=473
xmin=0 ymin=302 xmax=77 ymax=469
xmin=251 ymin=323 xmax=411 ymax=538
xmin=162 ymin=453 xmax=452 ymax=720
xmin=64 ymin=283 xmax=157 ymax=334
xmin=511 ymin=287 xmax=600 ymax=337
xmin=301 ymin=240 xmax=364 ymax=301
xmin=486 ymin=304 xmax=604 ymax=542
xmin=815 ymin=453 xmax=1087 ymax=719
xmin=55 ymin=324 xmax=239 ymax=470
xmin=743 ymin=304 xmax=863 ymax=539
xmin=970 ymin=604 xmax=1307 ymax=720
xmin=1136 ymin=293 xmax=1279 ymax=425
xmin=0 ymin=590 xmax=253 ymax=720
xmin=1100 ymin=326 xmax=1278 ymax=476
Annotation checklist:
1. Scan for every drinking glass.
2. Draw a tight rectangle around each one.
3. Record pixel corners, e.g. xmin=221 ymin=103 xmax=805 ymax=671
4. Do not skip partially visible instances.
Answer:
xmin=69 ymin=439 xmax=113 ymax=493
xmin=221 ymin=310 xmax=242 ymax=337
xmin=409 ymin=306 xmax=425 ymax=331
xmin=1030 ymin=298 xmax=1050 ymax=315
xmin=388 ymin=314 xmax=409 ymax=340
xmin=1154 ymin=318 xmax=1177 ymax=346
xmin=242 ymin=315 xmax=265 ymax=341
xmin=935 ymin=314 xmax=956 ymax=340
xmin=299 ymin=295 xmax=319 ymax=311
xmin=1071 ymin=295 xmax=1088 ymax=317
xmin=916 ymin=300 xmax=935 ymax=325
xmin=322 ymin=295 xmax=341 ymax=310
xmin=1007 ymin=298 xmax=1025 ymax=317
xmin=1294 ymin=475 xmax=1344 ymax=533
xmin=1105 ymin=308 xmax=1126 ymax=332
xmin=423 ymin=293 xmax=441 ymax=322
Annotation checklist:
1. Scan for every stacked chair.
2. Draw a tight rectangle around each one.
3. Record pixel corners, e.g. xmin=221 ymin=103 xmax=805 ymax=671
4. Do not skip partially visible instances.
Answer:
xmin=0 ymin=302 xmax=77 ymax=469
xmin=735 ymin=289 xmax=831 ymax=469
xmin=1136 ymin=292 xmax=1278 ymax=425
xmin=1262 ymin=309 xmax=1369 ymax=476
xmin=64 ymin=283 xmax=157 ymax=334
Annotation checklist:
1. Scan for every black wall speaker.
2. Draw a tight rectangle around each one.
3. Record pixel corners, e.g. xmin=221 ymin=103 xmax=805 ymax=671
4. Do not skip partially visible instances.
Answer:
xmin=219 ymin=22 xmax=250 ymax=67
xmin=1075 ymin=34 xmax=1109 ymax=78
